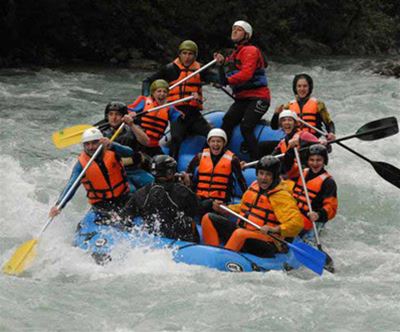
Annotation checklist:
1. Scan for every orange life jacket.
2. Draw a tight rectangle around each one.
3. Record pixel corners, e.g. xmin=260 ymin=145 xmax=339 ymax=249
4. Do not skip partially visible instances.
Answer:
xmin=79 ymin=150 xmax=129 ymax=205
xmin=140 ymin=97 xmax=170 ymax=147
xmin=292 ymin=169 xmax=331 ymax=230
xmin=239 ymin=181 xmax=281 ymax=231
xmin=196 ymin=149 xmax=233 ymax=201
xmin=289 ymin=97 xmax=319 ymax=134
xmin=168 ymin=58 xmax=203 ymax=109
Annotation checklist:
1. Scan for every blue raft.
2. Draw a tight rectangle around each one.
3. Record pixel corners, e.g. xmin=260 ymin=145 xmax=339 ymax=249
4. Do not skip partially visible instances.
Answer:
xmin=74 ymin=211 xmax=303 ymax=273
xmin=73 ymin=111 xmax=304 ymax=273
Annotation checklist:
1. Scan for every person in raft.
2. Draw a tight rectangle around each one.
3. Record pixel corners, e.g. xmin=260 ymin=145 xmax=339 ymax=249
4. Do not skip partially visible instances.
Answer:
xmin=201 ymin=155 xmax=303 ymax=257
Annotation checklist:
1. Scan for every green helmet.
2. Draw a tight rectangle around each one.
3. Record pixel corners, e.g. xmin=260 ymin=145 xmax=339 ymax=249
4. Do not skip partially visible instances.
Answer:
xmin=150 ymin=79 xmax=169 ymax=96
xmin=178 ymin=40 xmax=198 ymax=56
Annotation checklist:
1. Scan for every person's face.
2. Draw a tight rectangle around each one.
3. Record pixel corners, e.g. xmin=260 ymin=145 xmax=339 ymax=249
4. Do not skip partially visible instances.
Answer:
xmin=83 ymin=140 xmax=101 ymax=156
xmin=179 ymin=50 xmax=196 ymax=67
xmin=108 ymin=110 xmax=123 ymax=128
xmin=308 ymin=155 xmax=324 ymax=173
xmin=296 ymin=78 xmax=310 ymax=98
xmin=231 ymin=25 xmax=247 ymax=43
xmin=208 ymin=137 xmax=225 ymax=155
xmin=280 ymin=117 xmax=296 ymax=134
xmin=153 ymin=88 xmax=168 ymax=103
xmin=257 ymin=169 xmax=274 ymax=190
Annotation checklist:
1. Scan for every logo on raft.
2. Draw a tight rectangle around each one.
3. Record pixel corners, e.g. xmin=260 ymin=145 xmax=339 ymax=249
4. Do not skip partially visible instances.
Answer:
xmin=95 ymin=238 xmax=107 ymax=247
xmin=225 ymin=262 xmax=244 ymax=272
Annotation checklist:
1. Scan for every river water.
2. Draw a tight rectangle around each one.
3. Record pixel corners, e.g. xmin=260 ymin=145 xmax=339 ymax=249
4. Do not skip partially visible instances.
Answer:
xmin=1 ymin=58 xmax=399 ymax=331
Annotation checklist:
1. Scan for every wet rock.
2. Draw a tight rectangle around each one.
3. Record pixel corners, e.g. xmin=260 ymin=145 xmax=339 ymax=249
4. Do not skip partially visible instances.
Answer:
xmin=373 ymin=59 xmax=400 ymax=78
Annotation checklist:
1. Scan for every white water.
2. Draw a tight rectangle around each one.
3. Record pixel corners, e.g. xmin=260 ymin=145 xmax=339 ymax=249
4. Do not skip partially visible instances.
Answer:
xmin=1 ymin=59 xmax=399 ymax=331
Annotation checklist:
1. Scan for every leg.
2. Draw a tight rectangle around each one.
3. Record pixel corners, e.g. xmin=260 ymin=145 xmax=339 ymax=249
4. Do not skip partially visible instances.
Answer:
xmin=240 ymin=99 xmax=270 ymax=160
xmin=169 ymin=117 xmax=188 ymax=161
xmin=201 ymin=213 xmax=236 ymax=246
xmin=257 ymin=141 xmax=279 ymax=159
xmin=221 ymin=101 xmax=247 ymax=143
xmin=188 ymin=112 xmax=212 ymax=137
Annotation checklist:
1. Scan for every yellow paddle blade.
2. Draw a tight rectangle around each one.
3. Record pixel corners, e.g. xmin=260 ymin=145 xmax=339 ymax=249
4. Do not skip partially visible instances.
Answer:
xmin=52 ymin=124 xmax=93 ymax=149
xmin=2 ymin=239 xmax=38 ymax=276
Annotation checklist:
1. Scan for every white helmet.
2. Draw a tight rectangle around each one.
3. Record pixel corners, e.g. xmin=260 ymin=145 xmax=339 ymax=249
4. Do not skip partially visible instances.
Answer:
xmin=81 ymin=127 xmax=103 ymax=143
xmin=279 ymin=110 xmax=298 ymax=122
xmin=233 ymin=20 xmax=253 ymax=39
xmin=207 ymin=128 xmax=227 ymax=143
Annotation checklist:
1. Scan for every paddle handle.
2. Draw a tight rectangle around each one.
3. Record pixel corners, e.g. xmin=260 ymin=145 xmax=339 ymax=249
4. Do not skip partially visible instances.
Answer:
xmin=219 ymin=205 xmax=286 ymax=246
xmin=169 ymin=59 xmax=217 ymax=90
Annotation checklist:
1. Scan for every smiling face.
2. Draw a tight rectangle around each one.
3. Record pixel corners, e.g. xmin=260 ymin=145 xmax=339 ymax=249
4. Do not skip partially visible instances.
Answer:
xmin=308 ymin=155 xmax=325 ymax=173
xmin=83 ymin=140 xmax=101 ymax=156
xmin=295 ymin=78 xmax=310 ymax=98
xmin=280 ymin=117 xmax=296 ymax=134
xmin=179 ymin=50 xmax=196 ymax=67
xmin=257 ymin=169 xmax=274 ymax=190
xmin=208 ymin=137 xmax=225 ymax=155
xmin=153 ymin=87 xmax=168 ymax=104
xmin=107 ymin=110 xmax=123 ymax=129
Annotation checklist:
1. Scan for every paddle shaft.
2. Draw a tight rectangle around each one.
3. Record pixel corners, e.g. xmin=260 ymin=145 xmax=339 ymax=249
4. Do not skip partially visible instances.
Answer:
xmin=219 ymin=205 xmax=289 ymax=247
xmin=134 ymin=96 xmax=194 ymax=116
xmin=169 ymin=59 xmax=217 ymax=90
xmin=293 ymin=147 xmax=322 ymax=246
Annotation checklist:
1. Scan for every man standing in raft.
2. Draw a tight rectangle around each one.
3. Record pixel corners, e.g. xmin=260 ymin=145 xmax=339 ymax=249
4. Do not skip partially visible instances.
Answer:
xmin=214 ymin=20 xmax=271 ymax=161
xmin=142 ymin=40 xmax=218 ymax=161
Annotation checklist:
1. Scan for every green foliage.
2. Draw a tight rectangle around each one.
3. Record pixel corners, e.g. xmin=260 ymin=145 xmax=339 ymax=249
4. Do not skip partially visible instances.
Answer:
xmin=0 ymin=0 xmax=399 ymax=66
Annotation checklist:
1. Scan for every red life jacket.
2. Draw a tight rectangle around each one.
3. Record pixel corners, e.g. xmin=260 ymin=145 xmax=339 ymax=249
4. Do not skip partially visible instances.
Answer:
xmin=79 ymin=150 xmax=129 ymax=205
xmin=140 ymin=97 xmax=170 ymax=147
xmin=168 ymin=58 xmax=203 ymax=109
xmin=196 ymin=149 xmax=234 ymax=201
xmin=239 ymin=181 xmax=281 ymax=231
xmin=292 ymin=169 xmax=331 ymax=230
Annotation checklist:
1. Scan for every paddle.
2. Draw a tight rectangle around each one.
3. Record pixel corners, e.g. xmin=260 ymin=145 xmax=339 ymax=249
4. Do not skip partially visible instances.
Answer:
xmin=2 ymin=124 xmax=125 ymax=276
xmin=294 ymin=147 xmax=335 ymax=273
xmin=297 ymin=117 xmax=400 ymax=189
xmin=219 ymin=205 xmax=326 ymax=275
xmin=243 ymin=116 xmax=399 ymax=169
xmin=169 ymin=59 xmax=217 ymax=90
xmin=52 ymin=96 xmax=194 ymax=149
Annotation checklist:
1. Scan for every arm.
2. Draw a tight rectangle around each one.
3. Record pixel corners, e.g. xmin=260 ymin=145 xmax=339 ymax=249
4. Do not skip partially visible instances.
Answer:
xmin=318 ymin=101 xmax=336 ymax=135
xmin=123 ymin=114 xmax=150 ymax=146
xmin=185 ymin=153 xmax=201 ymax=190
xmin=109 ymin=141 xmax=134 ymax=157
xmin=269 ymin=189 xmax=304 ymax=238
xmin=142 ymin=63 xmax=180 ymax=95
xmin=231 ymin=156 xmax=248 ymax=194
xmin=313 ymin=178 xmax=338 ymax=223
xmin=168 ymin=105 xmax=183 ymax=122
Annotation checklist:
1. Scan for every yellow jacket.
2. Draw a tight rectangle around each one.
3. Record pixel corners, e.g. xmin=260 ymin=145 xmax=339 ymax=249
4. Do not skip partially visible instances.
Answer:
xmin=229 ymin=180 xmax=303 ymax=238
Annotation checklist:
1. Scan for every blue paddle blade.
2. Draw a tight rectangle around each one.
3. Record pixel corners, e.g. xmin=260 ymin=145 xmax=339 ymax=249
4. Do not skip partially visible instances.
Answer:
xmin=289 ymin=242 xmax=327 ymax=275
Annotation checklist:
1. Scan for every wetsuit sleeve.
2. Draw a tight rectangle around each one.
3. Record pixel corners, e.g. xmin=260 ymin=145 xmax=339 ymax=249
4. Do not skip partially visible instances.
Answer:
xmin=318 ymin=101 xmax=335 ymax=134
xmin=200 ymin=67 xmax=220 ymax=84
xmin=186 ymin=153 xmax=201 ymax=191
xmin=168 ymin=105 xmax=183 ymax=122
xmin=270 ymin=111 xmax=280 ymax=130
xmin=316 ymin=177 xmax=338 ymax=223
xmin=227 ymin=46 xmax=260 ymax=86
xmin=269 ymin=189 xmax=304 ymax=238
xmin=109 ymin=142 xmax=134 ymax=157
xmin=142 ymin=63 xmax=180 ymax=95
xmin=179 ymin=185 xmax=200 ymax=218
xmin=231 ymin=155 xmax=248 ymax=193
xmin=56 ymin=161 xmax=83 ymax=208
xmin=124 ymin=186 xmax=149 ymax=216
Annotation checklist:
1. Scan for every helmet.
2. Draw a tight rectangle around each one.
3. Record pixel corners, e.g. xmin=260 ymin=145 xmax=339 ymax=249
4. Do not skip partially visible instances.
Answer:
xmin=178 ymin=40 xmax=198 ymax=56
xmin=308 ymin=144 xmax=328 ymax=165
xmin=150 ymin=79 xmax=169 ymax=96
xmin=207 ymin=128 xmax=227 ymax=144
xmin=81 ymin=127 xmax=103 ymax=143
xmin=292 ymin=73 xmax=313 ymax=96
xmin=151 ymin=155 xmax=177 ymax=178
xmin=256 ymin=155 xmax=281 ymax=179
xmin=279 ymin=110 xmax=297 ymax=122
xmin=233 ymin=20 xmax=253 ymax=39
xmin=105 ymin=101 xmax=128 ymax=118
